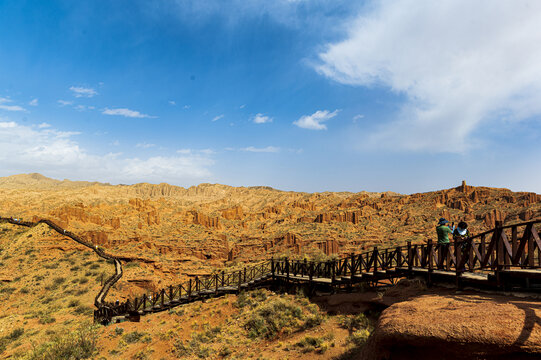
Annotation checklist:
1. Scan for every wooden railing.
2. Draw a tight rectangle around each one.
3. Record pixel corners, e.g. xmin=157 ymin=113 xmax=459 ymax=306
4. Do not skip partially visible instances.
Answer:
xmin=272 ymin=220 xmax=541 ymax=283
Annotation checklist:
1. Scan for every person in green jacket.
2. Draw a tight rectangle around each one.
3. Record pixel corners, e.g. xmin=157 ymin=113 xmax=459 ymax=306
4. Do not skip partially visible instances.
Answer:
xmin=436 ymin=218 xmax=455 ymax=244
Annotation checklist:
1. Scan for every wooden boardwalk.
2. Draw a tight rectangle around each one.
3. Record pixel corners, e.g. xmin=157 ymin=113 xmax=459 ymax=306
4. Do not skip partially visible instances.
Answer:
xmin=1 ymin=216 xmax=541 ymax=325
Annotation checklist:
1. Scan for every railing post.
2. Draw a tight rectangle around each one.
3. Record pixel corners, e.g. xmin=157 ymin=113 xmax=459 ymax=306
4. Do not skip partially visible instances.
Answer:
xmin=303 ymin=258 xmax=307 ymax=277
xmin=271 ymin=258 xmax=275 ymax=280
xmin=331 ymin=259 xmax=336 ymax=283
xmin=195 ymin=276 xmax=200 ymax=293
xmin=142 ymin=294 xmax=147 ymax=310
xmin=396 ymin=246 xmax=402 ymax=268
xmin=161 ymin=289 xmax=165 ymax=308
xmin=373 ymin=246 xmax=378 ymax=273
xmin=238 ymin=270 xmax=242 ymax=292
xmin=495 ymin=221 xmax=504 ymax=288
xmin=351 ymin=253 xmax=356 ymax=278
xmin=407 ymin=241 xmax=412 ymax=276
xmin=286 ymin=257 xmax=290 ymax=283
xmin=427 ymin=240 xmax=433 ymax=287
xmin=215 ymin=273 xmax=219 ymax=292
xmin=221 ymin=271 xmax=225 ymax=286
xmin=169 ymin=285 xmax=173 ymax=303
xmin=188 ymin=279 xmax=192 ymax=300
xmin=454 ymin=238 xmax=462 ymax=289
xmin=243 ymin=267 xmax=247 ymax=283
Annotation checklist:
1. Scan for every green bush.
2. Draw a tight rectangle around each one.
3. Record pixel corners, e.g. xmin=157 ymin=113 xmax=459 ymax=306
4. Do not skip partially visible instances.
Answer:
xmin=244 ymin=298 xmax=304 ymax=339
xmin=38 ymin=313 xmax=56 ymax=324
xmin=122 ymin=331 xmax=150 ymax=344
xmin=235 ymin=289 xmax=268 ymax=309
xmin=26 ymin=323 xmax=99 ymax=360
xmin=338 ymin=313 xmax=370 ymax=332
xmin=346 ymin=329 xmax=371 ymax=347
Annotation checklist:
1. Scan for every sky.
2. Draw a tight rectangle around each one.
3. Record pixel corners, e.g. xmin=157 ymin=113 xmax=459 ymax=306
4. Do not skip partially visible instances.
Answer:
xmin=1 ymin=0 xmax=540 ymax=194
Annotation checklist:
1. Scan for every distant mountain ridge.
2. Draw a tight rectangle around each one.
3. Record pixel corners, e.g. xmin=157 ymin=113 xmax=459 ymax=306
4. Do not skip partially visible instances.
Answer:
xmin=0 ymin=173 xmax=399 ymax=198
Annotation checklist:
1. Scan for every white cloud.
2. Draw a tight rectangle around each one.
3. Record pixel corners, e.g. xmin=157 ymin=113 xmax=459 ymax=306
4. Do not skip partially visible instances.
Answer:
xmin=169 ymin=100 xmax=176 ymax=105
xmin=37 ymin=123 xmax=51 ymax=129
xmin=74 ymin=104 xmax=95 ymax=111
xmin=0 ymin=97 xmax=26 ymax=112
xmin=70 ymin=86 xmax=97 ymax=98
xmin=353 ymin=114 xmax=364 ymax=122
xmin=240 ymin=104 xmax=246 ymax=109
xmin=58 ymin=100 xmax=73 ymax=106
xmin=240 ymin=146 xmax=280 ymax=153
xmin=102 ymin=108 xmax=155 ymax=118
xmin=317 ymin=0 xmax=541 ymax=152
xmin=212 ymin=114 xmax=224 ymax=121
xmin=29 ymin=99 xmax=38 ymax=106
xmin=293 ymin=109 xmax=339 ymax=130
xmin=183 ymin=105 xmax=191 ymax=109
xmin=136 ymin=142 xmax=156 ymax=149
xmin=252 ymin=113 xmax=273 ymax=124
xmin=0 ymin=120 xmax=214 ymax=184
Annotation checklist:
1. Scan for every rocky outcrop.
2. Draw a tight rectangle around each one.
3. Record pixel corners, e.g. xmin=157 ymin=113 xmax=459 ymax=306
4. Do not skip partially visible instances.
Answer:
xmin=314 ymin=211 xmax=364 ymax=224
xmin=221 ymin=205 xmax=244 ymax=220
xmin=185 ymin=210 xmax=222 ymax=229
xmin=363 ymin=292 xmax=541 ymax=360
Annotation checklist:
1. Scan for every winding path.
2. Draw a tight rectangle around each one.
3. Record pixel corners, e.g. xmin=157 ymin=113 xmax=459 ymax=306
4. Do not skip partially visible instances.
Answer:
xmin=0 ymin=217 xmax=123 ymax=310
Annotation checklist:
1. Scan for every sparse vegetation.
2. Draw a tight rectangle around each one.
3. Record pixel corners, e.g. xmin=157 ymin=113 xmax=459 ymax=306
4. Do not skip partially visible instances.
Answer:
xmin=26 ymin=323 xmax=99 ymax=360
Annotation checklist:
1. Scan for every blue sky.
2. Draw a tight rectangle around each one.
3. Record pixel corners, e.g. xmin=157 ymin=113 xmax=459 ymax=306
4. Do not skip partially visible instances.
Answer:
xmin=1 ymin=0 xmax=540 ymax=193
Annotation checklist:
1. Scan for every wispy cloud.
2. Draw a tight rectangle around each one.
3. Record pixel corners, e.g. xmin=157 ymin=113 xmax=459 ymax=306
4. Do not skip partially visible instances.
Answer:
xmin=37 ymin=123 xmax=51 ymax=129
xmin=212 ymin=114 xmax=224 ymax=122
xmin=0 ymin=97 xmax=26 ymax=112
xmin=252 ymin=113 xmax=273 ymax=124
xmin=74 ymin=104 xmax=95 ymax=111
xmin=240 ymin=146 xmax=280 ymax=153
xmin=102 ymin=108 xmax=156 ymax=118
xmin=293 ymin=109 xmax=339 ymax=130
xmin=0 ymin=120 xmax=214 ymax=184
xmin=169 ymin=100 xmax=176 ymax=105
xmin=317 ymin=0 xmax=541 ymax=152
xmin=183 ymin=105 xmax=191 ymax=109
xmin=136 ymin=142 xmax=156 ymax=149
xmin=70 ymin=86 xmax=97 ymax=98
xmin=353 ymin=114 xmax=364 ymax=122
xmin=29 ymin=99 xmax=38 ymax=106
xmin=57 ymin=100 xmax=73 ymax=106
xmin=240 ymin=104 xmax=246 ymax=109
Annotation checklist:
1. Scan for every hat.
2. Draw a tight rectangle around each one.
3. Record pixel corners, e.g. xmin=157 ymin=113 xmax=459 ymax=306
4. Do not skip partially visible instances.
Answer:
xmin=438 ymin=218 xmax=449 ymax=225
xmin=457 ymin=227 xmax=467 ymax=236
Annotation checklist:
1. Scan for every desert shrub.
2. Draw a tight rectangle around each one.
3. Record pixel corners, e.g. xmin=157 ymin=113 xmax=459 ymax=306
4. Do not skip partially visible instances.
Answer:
xmin=114 ymin=327 xmax=124 ymax=336
xmin=303 ymin=312 xmax=324 ymax=328
xmin=7 ymin=328 xmax=24 ymax=340
xmin=346 ymin=329 xmax=371 ymax=347
xmin=79 ymin=277 xmax=89 ymax=284
xmin=38 ymin=313 xmax=56 ymax=324
xmin=73 ymin=305 xmax=93 ymax=316
xmin=123 ymin=331 xmax=150 ymax=344
xmin=0 ymin=286 xmax=16 ymax=294
xmin=338 ymin=313 xmax=371 ymax=332
xmin=19 ymin=287 xmax=30 ymax=294
xmin=173 ymin=339 xmax=211 ymax=359
xmin=235 ymin=289 xmax=268 ymax=309
xmin=68 ymin=299 xmax=80 ymax=308
xmin=26 ymin=323 xmax=99 ymax=360
xmin=192 ymin=326 xmax=221 ymax=343
xmin=53 ymin=277 xmax=66 ymax=285
xmin=43 ymin=262 xmax=58 ymax=269
xmin=244 ymin=298 xmax=304 ymax=339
